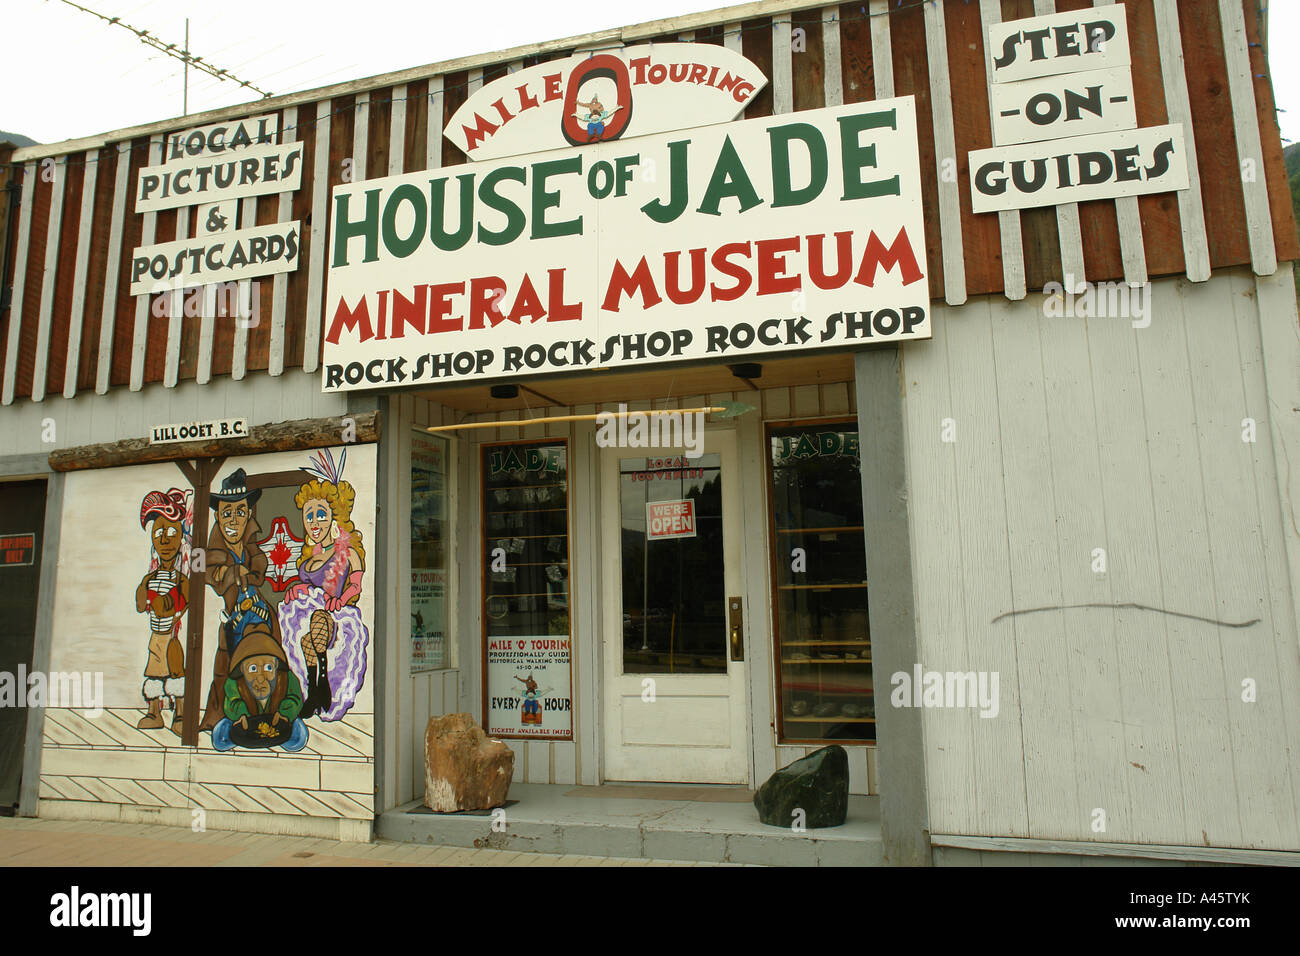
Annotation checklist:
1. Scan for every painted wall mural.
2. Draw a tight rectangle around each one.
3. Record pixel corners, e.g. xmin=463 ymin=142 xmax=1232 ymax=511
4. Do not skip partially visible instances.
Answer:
xmin=42 ymin=443 xmax=378 ymax=822
xmin=135 ymin=488 xmax=193 ymax=737
xmin=277 ymin=450 xmax=370 ymax=724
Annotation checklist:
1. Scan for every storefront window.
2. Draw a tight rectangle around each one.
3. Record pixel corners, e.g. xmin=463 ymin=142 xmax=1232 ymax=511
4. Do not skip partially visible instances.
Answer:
xmin=481 ymin=441 xmax=574 ymax=740
xmin=767 ymin=422 xmax=874 ymax=743
xmin=410 ymin=431 xmax=450 ymax=672
xmin=618 ymin=454 xmax=726 ymax=675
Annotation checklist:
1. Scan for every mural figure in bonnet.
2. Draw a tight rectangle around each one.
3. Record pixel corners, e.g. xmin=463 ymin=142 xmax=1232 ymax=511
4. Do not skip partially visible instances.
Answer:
xmin=135 ymin=488 xmax=192 ymax=736
xmin=279 ymin=449 xmax=370 ymax=721
xmin=198 ymin=468 xmax=280 ymax=734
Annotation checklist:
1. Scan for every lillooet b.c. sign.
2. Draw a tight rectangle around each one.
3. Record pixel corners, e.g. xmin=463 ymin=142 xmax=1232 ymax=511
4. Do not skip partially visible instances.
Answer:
xmin=148 ymin=418 xmax=249 ymax=445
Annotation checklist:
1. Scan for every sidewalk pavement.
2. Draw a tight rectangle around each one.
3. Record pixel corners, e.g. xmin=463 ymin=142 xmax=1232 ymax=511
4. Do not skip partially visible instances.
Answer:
xmin=0 ymin=816 xmax=717 ymax=866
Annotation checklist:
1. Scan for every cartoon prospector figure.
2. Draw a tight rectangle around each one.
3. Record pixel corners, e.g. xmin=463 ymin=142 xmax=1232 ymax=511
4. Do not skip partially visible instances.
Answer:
xmin=279 ymin=449 xmax=369 ymax=721
xmin=573 ymin=94 xmax=622 ymax=141
xmin=199 ymin=468 xmax=281 ymax=733
xmin=515 ymin=672 xmax=548 ymax=726
xmin=211 ymin=632 xmax=309 ymax=752
xmin=134 ymin=489 xmax=191 ymax=735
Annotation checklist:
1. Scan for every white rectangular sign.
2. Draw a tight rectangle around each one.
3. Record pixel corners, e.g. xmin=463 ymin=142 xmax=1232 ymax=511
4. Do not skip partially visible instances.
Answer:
xmin=487 ymin=635 xmax=573 ymax=739
xmin=970 ymin=124 xmax=1188 ymax=213
xmin=148 ymin=418 xmax=249 ymax=444
xmin=129 ymin=220 xmax=301 ymax=295
xmin=135 ymin=139 xmax=304 ymax=213
xmin=161 ymin=113 xmax=279 ymax=164
xmin=988 ymin=3 xmax=1130 ymax=84
xmin=323 ymin=96 xmax=931 ymax=392
xmin=990 ymin=66 xmax=1137 ymax=146
xmin=647 ymin=499 xmax=697 ymax=540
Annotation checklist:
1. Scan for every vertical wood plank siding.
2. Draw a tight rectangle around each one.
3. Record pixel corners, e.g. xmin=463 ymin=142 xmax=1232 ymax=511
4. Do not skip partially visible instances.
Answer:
xmin=43 ymin=157 xmax=84 ymax=400
xmin=1217 ymin=0 xmax=1275 ymax=275
xmin=31 ymin=155 xmax=68 ymax=402
xmin=1242 ymin=0 xmax=1300 ymax=265
xmin=63 ymin=151 xmax=98 ymax=397
xmin=13 ymin=161 xmax=52 ymax=401
xmin=925 ymin=0 xmax=966 ymax=306
xmin=2 ymin=164 xmax=36 ymax=405
xmin=890 ymin=1 xmax=944 ymax=303
xmin=2 ymin=2 xmax=1295 ymax=405
xmin=1035 ymin=0 xmax=1087 ymax=287
xmin=1154 ymin=0 xmax=1212 ymax=281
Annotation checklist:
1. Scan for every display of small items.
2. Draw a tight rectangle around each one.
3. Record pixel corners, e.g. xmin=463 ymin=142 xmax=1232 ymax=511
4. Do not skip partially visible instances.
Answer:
xmin=767 ymin=422 xmax=874 ymax=743
xmin=481 ymin=445 xmax=570 ymax=638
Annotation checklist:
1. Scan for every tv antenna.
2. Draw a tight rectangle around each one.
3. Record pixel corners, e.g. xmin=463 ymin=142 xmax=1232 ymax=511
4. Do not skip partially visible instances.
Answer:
xmin=56 ymin=0 xmax=273 ymax=114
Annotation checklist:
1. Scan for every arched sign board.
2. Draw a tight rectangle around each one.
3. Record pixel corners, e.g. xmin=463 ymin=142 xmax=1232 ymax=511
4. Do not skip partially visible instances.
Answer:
xmin=445 ymin=43 xmax=768 ymax=163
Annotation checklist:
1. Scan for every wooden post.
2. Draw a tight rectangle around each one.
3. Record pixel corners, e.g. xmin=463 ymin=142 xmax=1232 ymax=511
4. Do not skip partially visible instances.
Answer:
xmin=174 ymin=457 xmax=223 ymax=747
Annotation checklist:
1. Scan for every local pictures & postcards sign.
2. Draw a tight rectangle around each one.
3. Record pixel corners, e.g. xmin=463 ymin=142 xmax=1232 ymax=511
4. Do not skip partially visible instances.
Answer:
xmin=129 ymin=112 xmax=303 ymax=296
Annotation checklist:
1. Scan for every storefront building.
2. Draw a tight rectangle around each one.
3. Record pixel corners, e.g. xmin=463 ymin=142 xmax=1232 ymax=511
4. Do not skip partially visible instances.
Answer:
xmin=1 ymin=0 xmax=1298 ymax=866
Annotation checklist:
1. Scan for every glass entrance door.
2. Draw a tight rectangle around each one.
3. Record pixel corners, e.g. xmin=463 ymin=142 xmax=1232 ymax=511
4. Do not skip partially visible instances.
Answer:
xmin=599 ymin=430 xmax=749 ymax=783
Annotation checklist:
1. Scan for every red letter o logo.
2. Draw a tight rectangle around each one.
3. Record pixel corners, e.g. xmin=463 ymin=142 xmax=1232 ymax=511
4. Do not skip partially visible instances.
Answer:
xmin=561 ymin=54 xmax=633 ymax=146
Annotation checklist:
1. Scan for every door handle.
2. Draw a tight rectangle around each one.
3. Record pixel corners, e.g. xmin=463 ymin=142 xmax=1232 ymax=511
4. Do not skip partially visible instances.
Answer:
xmin=728 ymin=596 xmax=744 ymax=661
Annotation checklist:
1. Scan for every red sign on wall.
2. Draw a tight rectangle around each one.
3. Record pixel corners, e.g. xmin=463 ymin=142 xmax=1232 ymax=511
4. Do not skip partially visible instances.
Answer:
xmin=646 ymin=499 xmax=696 ymax=540
xmin=0 ymin=532 xmax=36 ymax=567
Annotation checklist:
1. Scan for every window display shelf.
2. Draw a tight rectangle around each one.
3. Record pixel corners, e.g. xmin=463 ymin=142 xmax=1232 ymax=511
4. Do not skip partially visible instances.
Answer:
xmin=768 ymin=420 xmax=874 ymax=745
xmin=783 ymin=658 xmax=872 ymax=665
xmin=782 ymin=640 xmax=870 ymax=647
xmin=775 ymin=525 xmax=865 ymax=533
xmin=776 ymin=583 xmax=867 ymax=591
xmin=481 ymin=440 xmax=574 ymax=741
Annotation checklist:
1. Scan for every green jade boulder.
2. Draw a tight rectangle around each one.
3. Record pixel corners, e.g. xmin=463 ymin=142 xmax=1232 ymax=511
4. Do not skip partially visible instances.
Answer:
xmin=753 ymin=745 xmax=849 ymax=828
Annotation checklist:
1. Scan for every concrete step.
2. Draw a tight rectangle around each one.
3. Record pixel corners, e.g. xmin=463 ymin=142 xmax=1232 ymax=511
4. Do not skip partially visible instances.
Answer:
xmin=377 ymin=783 xmax=883 ymax=866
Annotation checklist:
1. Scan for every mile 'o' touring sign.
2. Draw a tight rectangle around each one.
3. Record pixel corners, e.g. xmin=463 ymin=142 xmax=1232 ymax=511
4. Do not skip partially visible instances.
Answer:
xmin=321 ymin=96 xmax=931 ymax=392
xmin=445 ymin=43 xmax=768 ymax=162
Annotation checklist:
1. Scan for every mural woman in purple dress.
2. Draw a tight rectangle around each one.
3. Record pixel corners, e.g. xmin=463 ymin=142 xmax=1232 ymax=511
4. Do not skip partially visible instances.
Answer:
xmin=277 ymin=450 xmax=369 ymax=721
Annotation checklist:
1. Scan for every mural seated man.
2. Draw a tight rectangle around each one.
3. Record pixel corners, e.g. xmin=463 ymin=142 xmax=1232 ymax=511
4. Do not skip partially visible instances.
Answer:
xmin=199 ymin=468 xmax=282 ymax=733
xmin=212 ymin=632 xmax=309 ymax=752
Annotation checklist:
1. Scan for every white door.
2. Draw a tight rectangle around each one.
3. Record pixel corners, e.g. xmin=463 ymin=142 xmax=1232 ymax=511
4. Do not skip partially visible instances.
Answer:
xmin=599 ymin=429 xmax=750 ymax=783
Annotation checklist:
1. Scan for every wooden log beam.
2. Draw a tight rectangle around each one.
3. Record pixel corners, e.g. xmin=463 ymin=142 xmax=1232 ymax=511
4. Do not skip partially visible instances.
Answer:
xmin=47 ymin=410 xmax=382 ymax=472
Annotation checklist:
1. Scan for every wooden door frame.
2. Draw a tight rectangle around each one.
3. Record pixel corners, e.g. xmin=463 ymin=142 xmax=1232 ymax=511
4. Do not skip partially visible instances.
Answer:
xmin=1 ymin=465 xmax=57 ymax=818
xmin=594 ymin=424 xmax=752 ymax=785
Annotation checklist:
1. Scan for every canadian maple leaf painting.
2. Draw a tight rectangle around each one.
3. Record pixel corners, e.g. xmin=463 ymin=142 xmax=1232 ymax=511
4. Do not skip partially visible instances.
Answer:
xmin=257 ymin=516 xmax=302 ymax=592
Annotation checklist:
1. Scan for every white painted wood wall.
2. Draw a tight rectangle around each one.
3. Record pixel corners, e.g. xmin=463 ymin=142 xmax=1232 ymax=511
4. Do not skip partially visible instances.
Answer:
xmin=903 ymin=269 xmax=1300 ymax=850
xmin=377 ymin=393 xmax=464 ymax=812
xmin=0 ymin=371 xmax=344 ymax=458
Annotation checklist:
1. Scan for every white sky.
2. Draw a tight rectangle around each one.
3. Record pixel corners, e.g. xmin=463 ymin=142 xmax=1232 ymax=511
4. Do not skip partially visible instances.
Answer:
xmin=2 ymin=0 xmax=1297 ymax=149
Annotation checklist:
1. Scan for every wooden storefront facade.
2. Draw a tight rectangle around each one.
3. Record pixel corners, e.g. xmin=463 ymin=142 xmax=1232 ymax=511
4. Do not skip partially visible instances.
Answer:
xmin=1 ymin=0 xmax=1298 ymax=864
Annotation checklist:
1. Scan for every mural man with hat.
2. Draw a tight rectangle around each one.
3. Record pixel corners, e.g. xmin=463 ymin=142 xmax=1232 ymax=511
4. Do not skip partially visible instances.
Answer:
xmin=198 ymin=468 xmax=282 ymax=734
xmin=212 ymin=632 xmax=309 ymax=752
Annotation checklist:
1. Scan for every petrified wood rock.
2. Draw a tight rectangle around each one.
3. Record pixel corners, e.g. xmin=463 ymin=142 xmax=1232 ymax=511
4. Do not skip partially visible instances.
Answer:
xmin=424 ymin=713 xmax=514 ymax=812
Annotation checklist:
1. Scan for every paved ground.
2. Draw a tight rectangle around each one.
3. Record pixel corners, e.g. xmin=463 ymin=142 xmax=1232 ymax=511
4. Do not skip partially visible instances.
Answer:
xmin=0 ymin=816 xmax=708 ymax=866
